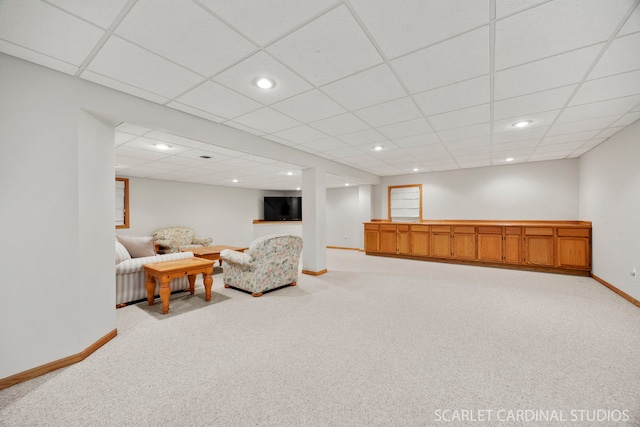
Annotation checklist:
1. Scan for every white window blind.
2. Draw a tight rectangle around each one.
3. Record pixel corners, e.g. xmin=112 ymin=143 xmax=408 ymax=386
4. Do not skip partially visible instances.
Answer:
xmin=115 ymin=180 xmax=126 ymax=227
xmin=390 ymin=186 xmax=421 ymax=222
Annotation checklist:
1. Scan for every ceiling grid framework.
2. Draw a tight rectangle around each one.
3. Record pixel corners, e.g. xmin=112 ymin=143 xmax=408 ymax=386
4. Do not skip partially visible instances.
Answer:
xmin=1 ymin=0 xmax=639 ymax=189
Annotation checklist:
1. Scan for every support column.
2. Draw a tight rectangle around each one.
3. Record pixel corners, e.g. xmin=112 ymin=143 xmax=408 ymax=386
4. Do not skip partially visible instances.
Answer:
xmin=302 ymin=167 xmax=327 ymax=276
xmin=358 ymin=185 xmax=372 ymax=250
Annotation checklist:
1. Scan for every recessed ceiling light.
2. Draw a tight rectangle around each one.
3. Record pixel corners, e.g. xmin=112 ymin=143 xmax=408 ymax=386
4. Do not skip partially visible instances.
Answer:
xmin=199 ymin=155 xmax=211 ymax=159
xmin=254 ymin=77 xmax=275 ymax=90
xmin=286 ymin=171 xmax=294 ymax=176
xmin=345 ymin=183 xmax=350 ymax=186
xmin=505 ymin=157 xmax=515 ymax=162
xmin=412 ymin=168 xmax=419 ymax=172
xmin=373 ymin=145 xmax=383 ymax=151
xmin=296 ymin=187 xmax=301 ymax=191
xmin=154 ymin=143 xmax=171 ymax=150
xmin=512 ymin=120 xmax=532 ymax=128
xmin=232 ymin=179 xmax=238 ymax=183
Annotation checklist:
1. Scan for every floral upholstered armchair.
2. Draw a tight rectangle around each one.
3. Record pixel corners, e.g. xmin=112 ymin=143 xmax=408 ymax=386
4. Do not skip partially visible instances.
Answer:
xmin=220 ymin=234 xmax=303 ymax=297
xmin=152 ymin=226 xmax=212 ymax=254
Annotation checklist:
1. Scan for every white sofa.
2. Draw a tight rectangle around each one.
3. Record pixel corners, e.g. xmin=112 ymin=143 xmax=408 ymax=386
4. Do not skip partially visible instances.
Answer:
xmin=115 ymin=239 xmax=193 ymax=306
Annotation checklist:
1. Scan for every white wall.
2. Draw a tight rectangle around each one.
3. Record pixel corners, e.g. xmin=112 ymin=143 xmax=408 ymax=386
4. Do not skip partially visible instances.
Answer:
xmin=116 ymin=177 xmax=269 ymax=247
xmin=579 ymin=119 xmax=640 ymax=301
xmin=0 ymin=59 xmax=115 ymax=379
xmin=373 ymin=159 xmax=580 ymax=220
xmin=326 ymin=186 xmax=361 ymax=248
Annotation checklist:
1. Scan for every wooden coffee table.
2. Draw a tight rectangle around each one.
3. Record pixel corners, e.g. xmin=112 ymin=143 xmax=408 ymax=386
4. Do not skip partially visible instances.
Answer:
xmin=143 ymin=258 xmax=215 ymax=314
xmin=182 ymin=245 xmax=248 ymax=265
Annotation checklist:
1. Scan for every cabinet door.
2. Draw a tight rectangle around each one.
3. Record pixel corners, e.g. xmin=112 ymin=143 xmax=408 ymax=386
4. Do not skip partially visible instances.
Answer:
xmin=379 ymin=225 xmax=397 ymax=254
xmin=478 ymin=234 xmax=502 ymax=262
xmin=525 ymin=234 xmax=555 ymax=266
xmin=504 ymin=227 xmax=521 ymax=264
xmin=397 ymin=225 xmax=411 ymax=255
xmin=411 ymin=225 xmax=430 ymax=256
xmin=431 ymin=226 xmax=452 ymax=258
xmin=557 ymin=237 xmax=590 ymax=269
xmin=452 ymin=226 xmax=476 ymax=260
xmin=364 ymin=230 xmax=379 ymax=252
xmin=477 ymin=226 xmax=502 ymax=262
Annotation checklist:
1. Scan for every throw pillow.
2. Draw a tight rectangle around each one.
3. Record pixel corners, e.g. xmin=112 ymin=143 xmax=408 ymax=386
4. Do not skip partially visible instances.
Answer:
xmin=117 ymin=235 xmax=156 ymax=258
xmin=115 ymin=240 xmax=131 ymax=264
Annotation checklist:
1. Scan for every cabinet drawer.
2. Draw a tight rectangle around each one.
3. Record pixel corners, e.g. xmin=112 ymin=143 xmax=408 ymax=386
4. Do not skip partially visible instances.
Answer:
xmin=505 ymin=227 xmax=521 ymax=235
xmin=478 ymin=226 xmax=502 ymax=234
xmin=411 ymin=225 xmax=430 ymax=232
xmin=364 ymin=224 xmax=378 ymax=231
xmin=525 ymin=227 xmax=553 ymax=236
xmin=397 ymin=224 xmax=410 ymax=232
xmin=453 ymin=226 xmax=475 ymax=234
xmin=380 ymin=224 xmax=397 ymax=231
xmin=557 ymin=228 xmax=590 ymax=237
xmin=431 ymin=225 xmax=451 ymax=232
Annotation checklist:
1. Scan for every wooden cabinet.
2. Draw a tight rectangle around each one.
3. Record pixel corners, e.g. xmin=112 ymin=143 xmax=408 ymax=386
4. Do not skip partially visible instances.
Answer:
xmin=524 ymin=228 xmax=554 ymax=267
xmin=363 ymin=220 xmax=591 ymax=276
xmin=431 ymin=225 xmax=451 ymax=258
xmin=504 ymin=227 xmax=522 ymax=264
xmin=364 ymin=223 xmax=379 ymax=252
xmin=477 ymin=226 xmax=503 ymax=262
xmin=410 ymin=225 xmax=430 ymax=256
xmin=556 ymin=228 xmax=590 ymax=269
xmin=452 ymin=226 xmax=476 ymax=260
xmin=379 ymin=224 xmax=397 ymax=254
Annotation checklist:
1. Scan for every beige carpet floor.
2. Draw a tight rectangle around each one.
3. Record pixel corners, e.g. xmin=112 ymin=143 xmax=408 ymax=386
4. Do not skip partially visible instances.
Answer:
xmin=1 ymin=249 xmax=640 ymax=426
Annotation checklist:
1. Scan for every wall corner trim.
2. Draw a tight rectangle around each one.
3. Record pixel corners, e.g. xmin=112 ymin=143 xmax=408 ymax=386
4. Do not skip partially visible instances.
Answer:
xmin=592 ymin=275 xmax=640 ymax=308
xmin=0 ymin=329 xmax=118 ymax=390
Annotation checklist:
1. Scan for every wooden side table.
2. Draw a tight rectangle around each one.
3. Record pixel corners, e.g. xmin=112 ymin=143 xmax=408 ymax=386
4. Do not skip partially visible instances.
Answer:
xmin=143 ymin=258 xmax=215 ymax=314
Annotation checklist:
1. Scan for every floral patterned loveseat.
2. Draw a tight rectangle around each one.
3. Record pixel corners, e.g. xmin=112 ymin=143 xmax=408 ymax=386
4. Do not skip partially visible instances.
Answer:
xmin=220 ymin=234 xmax=303 ymax=297
xmin=152 ymin=226 xmax=212 ymax=254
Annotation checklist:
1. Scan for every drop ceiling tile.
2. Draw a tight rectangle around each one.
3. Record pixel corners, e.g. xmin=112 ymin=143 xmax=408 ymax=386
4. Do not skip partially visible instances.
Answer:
xmin=271 ymin=90 xmax=346 ymax=123
xmin=612 ymin=112 xmax=640 ymax=126
xmin=492 ymin=127 xmax=546 ymax=144
xmin=175 ymin=81 xmax=262 ymax=119
xmin=46 ymin=0 xmax=130 ymax=29
xmin=557 ymin=95 xmax=640 ymax=123
xmin=495 ymin=0 xmax=548 ymax=18
xmin=494 ymin=85 xmax=576 ymax=120
xmin=492 ymin=139 xmax=540 ymax=152
xmin=323 ymin=146 xmax=367 ymax=159
xmin=114 ymin=132 xmax=136 ymax=146
xmin=337 ymin=128 xmax=387 ymax=146
xmin=494 ymin=44 xmax=603 ymax=100
xmin=495 ymin=0 xmax=631 ymax=69
xmin=589 ymin=32 xmax=640 ymax=79
xmin=392 ymin=26 xmax=490 ymax=94
xmin=115 ymin=123 xmax=151 ymax=135
xmin=266 ymin=5 xmax=383 ymax=86
xmin=300 ymin=137 xmax=350 ymax=152
xmin=493 ymin=110 xmax=560 ymax=134
xmin=547 ymin=115 xmax=622 ymax=136
xmin=539 ymin=130 xmax=601 ymax=146
xmin=118 ymin=165 xmax=172 ymax=177
xmin=213 ymin=51 xmax=312 ymax=104
xmin=153 ymin=155 xmax=215 ymax=168
xmin=166 ymin=101 xmax=227 ymax=123
xmin=271 ymin=125 xmax=327 ymax=144
xmin=263 ymin=135 xmax=295 ymax=146
xmin=321 ymin=64 xmax=406 ymax=110
xmin=354 ymin=97 xmax=422 ymax=128
xmin=535 ymin=141 xmax=586 ymax=153
xmin=0 ymin=0 xmax=105 ymax=66
xmin=527 ymin=151 xmax=571 ymax=162
xmin=114 ymin=155 xmax=150 ymax=167
xmin=81 ymin=71 xmax=171 ymax=104
xmin=437 ymin=122 xmax=490 ymax=142
xmin=414 ymin=75 xmax=490 ymax=116
xmin=428 ymin=104 xmax=490 ymax=131
xmin=350 ymin=0 xmax=489 ymax=58
xmin=116 ymin=146 xmax=170 ymax=161
xmin=571 ymin=70 xmax=640 ymax=106
xmin=448 ymin=145 xmax=491 ymax=157
xmin=444 ymin=136 xmax=490 ymax=151
xmin=618 ymin=2 xmax=640 ymax=36
xmin=221 ymin=121 xmax=266 ymax=136
xmin=147 ymin=170 xmax=207 ymax=181
xmin=0 ymin=39 xmax=78 ymax=75
xmin=116 ymin=0 xmax=255 ymax=76
xmin=144 ymin=131 xmax=211 ymax=149
xmin=230 ymin=107 xmax=300 ymax=134
xmin=198 ymin=0 xmax=336 ymax=44
xmin=457 ymin=160 xmax=492 ymax=169
xmin=404 ymin=143 xmax=448 ymax=156
xmin=309 ymin=113 xmax=370 ymax=136
xmin=377 ymin=118 xmax=433 ymax=139
xmin=86 ymin=36 xmax=203 ymax=99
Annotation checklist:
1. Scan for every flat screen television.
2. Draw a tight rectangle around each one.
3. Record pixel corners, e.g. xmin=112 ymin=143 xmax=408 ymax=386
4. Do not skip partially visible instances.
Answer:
xmin=264 ymin=196 xmax=302 ymax=221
